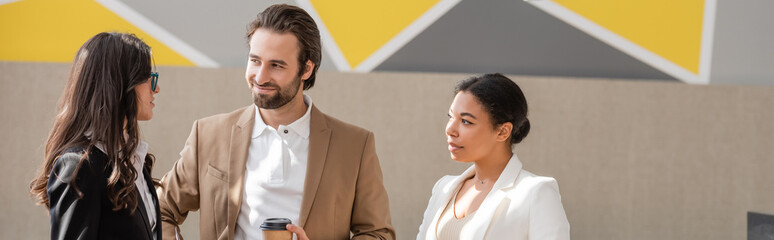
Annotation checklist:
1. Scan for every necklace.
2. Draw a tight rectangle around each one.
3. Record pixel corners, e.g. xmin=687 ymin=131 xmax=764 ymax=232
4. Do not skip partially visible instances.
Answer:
xmin=474 ymin=175 xmax=486 ymax=185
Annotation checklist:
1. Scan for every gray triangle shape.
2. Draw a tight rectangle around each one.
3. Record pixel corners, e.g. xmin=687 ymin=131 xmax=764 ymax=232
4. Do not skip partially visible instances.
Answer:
xmin=375 ymin=0 xmax=677 ymax=81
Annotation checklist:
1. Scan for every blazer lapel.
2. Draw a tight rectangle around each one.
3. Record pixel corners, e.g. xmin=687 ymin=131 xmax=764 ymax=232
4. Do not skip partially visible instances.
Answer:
xmin=226 ymin=106 xmax=255 ymax=239
xmin=424 ymin=167 xmax=476 ymax=240
xmin=135 ymin=188 xmax=154 ymax=240
xmin=463 ymin=154 xmax=523 ymax=240
xmin=144 ymin=168 xmax=162 ymax=240
xmin=298 ymin=106 xmax=330 ymax=228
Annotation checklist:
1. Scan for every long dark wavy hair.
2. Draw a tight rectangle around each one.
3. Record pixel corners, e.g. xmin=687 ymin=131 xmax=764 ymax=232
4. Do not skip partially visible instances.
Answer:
xmin=30 ymin=32 xmax=156 ymax=213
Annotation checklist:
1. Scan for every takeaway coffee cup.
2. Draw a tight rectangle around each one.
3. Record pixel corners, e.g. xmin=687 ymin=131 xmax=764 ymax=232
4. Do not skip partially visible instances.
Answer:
xmin=260 ymin=218 xmax=293 ymax=240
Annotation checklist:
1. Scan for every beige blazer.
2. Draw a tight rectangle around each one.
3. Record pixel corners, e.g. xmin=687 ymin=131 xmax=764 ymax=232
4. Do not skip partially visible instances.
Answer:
xmin=157 ymin=105 xmax=394 ymax=240
xmin=416 ymin=154 xmax=570 ymax=240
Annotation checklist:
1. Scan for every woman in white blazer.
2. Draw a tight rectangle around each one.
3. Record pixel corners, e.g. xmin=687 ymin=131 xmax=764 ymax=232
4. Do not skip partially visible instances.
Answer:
xmin=417 ymin=73 xmax=570 ymax=240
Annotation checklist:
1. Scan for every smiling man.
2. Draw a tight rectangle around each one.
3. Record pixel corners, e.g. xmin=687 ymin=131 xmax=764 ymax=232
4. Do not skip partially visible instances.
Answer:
xmin=156 ymin=4 xmax=395 ymax=240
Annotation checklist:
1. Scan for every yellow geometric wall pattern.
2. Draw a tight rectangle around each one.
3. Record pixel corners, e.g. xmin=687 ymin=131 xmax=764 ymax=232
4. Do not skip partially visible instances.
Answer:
xmin=2 ymin=0 xmax=718 ymax=84
xmin=554 ymin=0 xmax=704 ymax=74
xmin=298 ymin=0 xmax=460 ymax=71
xmin=529 ymin=0 xmax=716 ymax=84
xmin=309 ymin=0 xmax=438 ymax=69
xmin=0 ymin=0 xmax=196 ymax=66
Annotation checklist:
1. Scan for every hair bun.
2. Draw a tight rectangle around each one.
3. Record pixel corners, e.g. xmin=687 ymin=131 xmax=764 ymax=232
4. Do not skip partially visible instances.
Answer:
xmin=512 ymin=118 xmax=530 ymax=144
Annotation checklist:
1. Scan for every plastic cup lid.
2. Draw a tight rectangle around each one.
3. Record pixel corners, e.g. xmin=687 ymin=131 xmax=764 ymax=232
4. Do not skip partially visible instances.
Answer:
xmin=260 ymin=218 xmax=292 ymax=230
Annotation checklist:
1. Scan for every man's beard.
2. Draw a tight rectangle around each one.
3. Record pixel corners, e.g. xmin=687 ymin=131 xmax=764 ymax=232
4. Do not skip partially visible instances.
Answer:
xmin=252 ymin=75 xmax=302 ymax=109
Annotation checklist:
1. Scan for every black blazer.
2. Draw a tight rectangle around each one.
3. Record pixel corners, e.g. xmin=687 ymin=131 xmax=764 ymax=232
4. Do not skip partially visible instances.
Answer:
xmin=47 ymin=145 xmax=161 ymax=240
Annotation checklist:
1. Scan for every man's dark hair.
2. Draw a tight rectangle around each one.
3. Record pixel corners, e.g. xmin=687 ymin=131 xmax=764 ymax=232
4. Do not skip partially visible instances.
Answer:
xmin=247 ymin=4 xmax=321 ymax=90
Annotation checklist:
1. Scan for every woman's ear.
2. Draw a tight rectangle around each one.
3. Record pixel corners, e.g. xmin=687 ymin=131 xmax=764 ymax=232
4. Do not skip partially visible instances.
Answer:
xmin=496 ymin=122 xmax=513 ymax=142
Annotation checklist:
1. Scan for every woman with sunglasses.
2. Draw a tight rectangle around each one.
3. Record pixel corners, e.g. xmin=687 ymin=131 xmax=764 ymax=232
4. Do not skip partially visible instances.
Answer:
xmin=30 ymin=32 xmax=162 ymax=240
xmin=417 ymin=73 xmax=569 ymax=240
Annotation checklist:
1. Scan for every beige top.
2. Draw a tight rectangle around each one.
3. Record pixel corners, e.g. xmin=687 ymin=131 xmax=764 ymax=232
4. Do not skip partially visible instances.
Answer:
xmin=436 ymin=185 xmax=476 ymax=240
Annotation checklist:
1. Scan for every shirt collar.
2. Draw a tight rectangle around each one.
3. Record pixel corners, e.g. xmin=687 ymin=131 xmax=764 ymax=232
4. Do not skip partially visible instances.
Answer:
xmin=134 ymin=140 xmax=148 ymax=167
xmin=84 ymin=131 xmax=148 ymax=174
xmin=252 ymin=94 xmax=314 ymax=139
xmin=128 ymin=141 xmax=148 ymax=175
xmin=90 ymin=138 xmax=149 ymax=173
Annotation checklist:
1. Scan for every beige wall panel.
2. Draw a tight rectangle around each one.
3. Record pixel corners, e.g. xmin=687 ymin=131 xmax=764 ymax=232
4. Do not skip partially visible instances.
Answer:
xmin=1 ymin=62 xmax=69 ymax=239
xmin=2 ymin=62 xmax=773 ymax=240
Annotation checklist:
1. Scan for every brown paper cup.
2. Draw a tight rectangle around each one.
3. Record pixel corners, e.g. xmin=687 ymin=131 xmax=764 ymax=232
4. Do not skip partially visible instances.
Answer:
xmin=262 ymin=229 xmax=292 ymax=240
xmin=260 ymin=218 xmax=293 ymax=240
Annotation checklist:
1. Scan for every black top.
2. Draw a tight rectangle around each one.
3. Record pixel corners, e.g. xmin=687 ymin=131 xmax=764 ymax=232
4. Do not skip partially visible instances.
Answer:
xmin=47 ymin=145 xmax=161 ymax=240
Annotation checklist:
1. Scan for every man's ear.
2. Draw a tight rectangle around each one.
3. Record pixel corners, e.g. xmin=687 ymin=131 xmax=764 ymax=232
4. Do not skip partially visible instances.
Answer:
xmin=496 ymin=122 xmax=513 ymax=142
xmin=301 ymin=60 xmax=314 ymax=81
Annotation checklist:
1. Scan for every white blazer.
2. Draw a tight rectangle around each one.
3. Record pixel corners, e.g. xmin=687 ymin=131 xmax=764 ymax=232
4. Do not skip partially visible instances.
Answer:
xmin=416 ymin=153 xmax=570 ymax=240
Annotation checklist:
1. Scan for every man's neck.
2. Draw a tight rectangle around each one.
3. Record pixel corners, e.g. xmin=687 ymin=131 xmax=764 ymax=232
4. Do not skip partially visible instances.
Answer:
xmin=258 ymin=93 xmax=308 ymax=129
